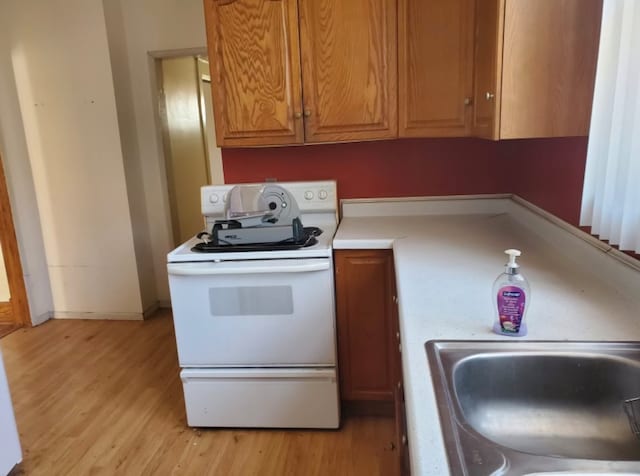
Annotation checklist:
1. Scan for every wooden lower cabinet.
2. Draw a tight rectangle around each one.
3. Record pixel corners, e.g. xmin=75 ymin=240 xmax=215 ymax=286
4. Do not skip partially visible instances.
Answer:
xmin=334 ymin=250 xmax=397 ymax=403
xmin=334 ymin=249 xmax=409 ymax=475
xmin=395 ymin=381 xmax=411 ymax=476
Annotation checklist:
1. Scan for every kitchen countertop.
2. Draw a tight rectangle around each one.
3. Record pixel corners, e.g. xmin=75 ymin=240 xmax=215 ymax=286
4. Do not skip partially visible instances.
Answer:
xmin=333 ymin=198 xmax=640 ymax=476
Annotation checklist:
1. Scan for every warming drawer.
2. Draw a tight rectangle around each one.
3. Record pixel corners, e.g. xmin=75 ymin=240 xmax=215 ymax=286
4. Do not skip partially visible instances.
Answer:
xmin=180 ymin=368 xmax=340 ymax=429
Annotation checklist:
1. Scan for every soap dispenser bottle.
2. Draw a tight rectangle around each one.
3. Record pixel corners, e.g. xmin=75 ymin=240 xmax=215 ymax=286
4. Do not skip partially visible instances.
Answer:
xmin=493 ymin=249 xmax=530 ymax=337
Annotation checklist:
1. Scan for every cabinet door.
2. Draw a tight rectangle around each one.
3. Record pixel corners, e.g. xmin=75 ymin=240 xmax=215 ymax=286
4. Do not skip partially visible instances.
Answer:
xmin=500 ymin=0 xmax=602 ymax=139
xmin=335 ymin=250 xmax=396 ymax=401
xmin=298 ymin=0 xmax=397 ymax=143
xmin=204 ymin=0 xmax=304 ymax=146
xmin=398 ymin=0 xmax=474 ymax=137
xmin=471 ymin=0 xmax=504 ymax=140
xmin=394 ymin=382 xmax=410 ymax=476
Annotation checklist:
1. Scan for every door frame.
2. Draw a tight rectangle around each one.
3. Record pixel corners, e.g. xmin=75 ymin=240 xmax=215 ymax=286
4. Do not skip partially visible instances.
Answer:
xmin=149 ymin=47 xmax=218 ymax=247
xmin=0 ymin=152 xmax=30 ymax=326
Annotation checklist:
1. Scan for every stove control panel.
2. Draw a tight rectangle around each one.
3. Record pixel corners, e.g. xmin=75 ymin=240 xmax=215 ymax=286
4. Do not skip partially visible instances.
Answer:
xmin=201 ymin=181 xmax=338 ymax=218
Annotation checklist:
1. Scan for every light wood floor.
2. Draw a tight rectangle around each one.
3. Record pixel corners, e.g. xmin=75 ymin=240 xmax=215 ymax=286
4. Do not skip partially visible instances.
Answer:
xmin=1 ymin=310 xmax=397 ymax=475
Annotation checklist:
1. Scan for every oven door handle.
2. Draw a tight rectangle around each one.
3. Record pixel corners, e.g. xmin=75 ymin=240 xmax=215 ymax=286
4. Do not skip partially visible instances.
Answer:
xmin=167 ymin=260 xmax=330 ymax=276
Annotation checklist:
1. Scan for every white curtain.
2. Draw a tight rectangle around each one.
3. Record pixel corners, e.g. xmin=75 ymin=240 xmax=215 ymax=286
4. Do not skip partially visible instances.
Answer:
xmin=580 ymin=0 xmax=640 ymax=253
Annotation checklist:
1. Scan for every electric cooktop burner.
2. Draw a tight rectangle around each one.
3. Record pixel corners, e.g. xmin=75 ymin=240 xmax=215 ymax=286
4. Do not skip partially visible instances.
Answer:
xmin=191 ymin=227 xmax=322 ymax=253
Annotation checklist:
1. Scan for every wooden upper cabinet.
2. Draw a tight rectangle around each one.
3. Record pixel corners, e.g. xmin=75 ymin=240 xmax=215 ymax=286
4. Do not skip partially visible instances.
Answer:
xmin=472 ymin=0 xmax=602 ymax=140
xmin=398 ymin=0 xmax=475 ymax=138
xmin=471 ymin=0 xmax=503 ymax=139
xmin=499 ymin=0 xmax=602 ymax=139
xmin=298 ymin=0 xmax=397 ymax=143
xmin=203 ymin=0 xmax=601 ymax=145
xmin=204 ymin=0 xmax=304 ymax=147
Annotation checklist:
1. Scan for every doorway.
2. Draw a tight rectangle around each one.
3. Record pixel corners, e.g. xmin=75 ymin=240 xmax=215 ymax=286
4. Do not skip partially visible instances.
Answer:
xmin=0 ymin=244 xmax=11 ymax=335
xmin=0 ymin=153 xmax=30 ymax=337
xmin=156 ymin=53 xmax=224 ymax=246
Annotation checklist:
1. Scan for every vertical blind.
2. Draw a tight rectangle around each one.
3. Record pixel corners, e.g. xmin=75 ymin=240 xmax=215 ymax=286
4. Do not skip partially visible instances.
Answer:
xmin=580 ymin=0 xmax=640 ymax=253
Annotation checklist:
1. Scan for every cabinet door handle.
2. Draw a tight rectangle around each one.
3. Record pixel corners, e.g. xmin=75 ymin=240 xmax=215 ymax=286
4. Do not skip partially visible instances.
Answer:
xmin=464 ymin=97 xmax=473 ymax=106
xmin=485 ymin=92 xmax=495 ymax=101
xmin=303 ymin=109 xmax=312 ymax=117
xmin=294 ymin=112 xmax=302 ymax=119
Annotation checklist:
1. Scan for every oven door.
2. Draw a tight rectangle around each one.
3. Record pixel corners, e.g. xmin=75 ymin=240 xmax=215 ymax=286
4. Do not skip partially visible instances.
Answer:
xmin=167 ymin=258 xmax=336 ymax=367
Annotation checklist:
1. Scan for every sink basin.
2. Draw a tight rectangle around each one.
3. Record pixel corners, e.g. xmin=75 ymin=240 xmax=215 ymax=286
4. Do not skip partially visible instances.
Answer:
xmin=427 ymin=341 xmax=640 ymax=476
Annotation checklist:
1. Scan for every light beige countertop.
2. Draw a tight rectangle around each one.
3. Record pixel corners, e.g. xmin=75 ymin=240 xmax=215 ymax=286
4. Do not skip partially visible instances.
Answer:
xmin=333 ymin=197 xmax=640 ymax=476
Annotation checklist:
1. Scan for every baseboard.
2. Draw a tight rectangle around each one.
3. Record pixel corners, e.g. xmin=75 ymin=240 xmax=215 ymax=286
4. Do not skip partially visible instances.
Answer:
xmin=46 ymin=300 xmax=172 ymax=322
xmin=143 ymin=302 xmax=159 ymax=319
xmin=341 ymin=400 xmax=394 ymax=418
xmin=52 ymin=311 xmax=144 ymax=321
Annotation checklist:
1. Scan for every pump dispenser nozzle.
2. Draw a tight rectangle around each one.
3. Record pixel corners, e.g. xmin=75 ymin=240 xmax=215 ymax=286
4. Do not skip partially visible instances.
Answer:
xmin=505 ymin=249 xmax=521 ymax=267
xmin=505 ymin=249 xmax=521 ymax=274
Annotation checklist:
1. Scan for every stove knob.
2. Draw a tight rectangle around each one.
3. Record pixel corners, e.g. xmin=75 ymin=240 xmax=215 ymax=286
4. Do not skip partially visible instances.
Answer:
xmin=304 ymin=190 xmax=314 ymax=200
xmin=318 ymin=189 xmax=328 ymax=200
xmin=209 ymin=193 xmax=219 ymax=204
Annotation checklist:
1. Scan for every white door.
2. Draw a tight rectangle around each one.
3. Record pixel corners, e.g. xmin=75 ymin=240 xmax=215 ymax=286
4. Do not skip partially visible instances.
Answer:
xmin=0 ymin=349 xmax=21 ymax=475
xmin=168 ymin=258 xmax=336 ymax=367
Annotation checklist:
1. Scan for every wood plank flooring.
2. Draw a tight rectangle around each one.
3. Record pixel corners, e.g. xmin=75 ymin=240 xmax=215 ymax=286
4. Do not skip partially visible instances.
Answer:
xmin=1 ymin=310 xmax=397 ymax=475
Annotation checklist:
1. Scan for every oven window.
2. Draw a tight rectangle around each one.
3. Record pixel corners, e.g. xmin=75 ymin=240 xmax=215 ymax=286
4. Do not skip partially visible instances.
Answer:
xmin=209 ymin=286 xmax=294 ymax=316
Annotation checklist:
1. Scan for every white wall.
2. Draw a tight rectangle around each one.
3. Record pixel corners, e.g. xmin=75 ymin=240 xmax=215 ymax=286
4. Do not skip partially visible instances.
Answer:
xmin=0 ymin=0 xmax=208 ymax=320
xmin=1 ymin=0 xmax=143 ymax=318
xmin=102 ymin=0 xmax=157 ymax=312
xmin=105 ymin=0 xmax=208 ymax=304
xmin=0 ymin=246 xmax=9 ymax=302
xmin=0 ymin=11 xmax=54 ymax=325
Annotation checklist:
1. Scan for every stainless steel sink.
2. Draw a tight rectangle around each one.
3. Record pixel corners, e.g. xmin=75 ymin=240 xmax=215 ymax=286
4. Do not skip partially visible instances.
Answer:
xmin=427 ymin=341 xmax=640 ymax=476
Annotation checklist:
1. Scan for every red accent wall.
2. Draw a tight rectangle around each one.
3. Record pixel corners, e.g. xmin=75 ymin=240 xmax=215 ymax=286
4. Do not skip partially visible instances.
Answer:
xmin=222 ymin=138 xmax=503 ymax=199
xmin=499 ymin=137 xmax=589 ymax=226
xmin=221 ymin=137 xmax=589 ymax=226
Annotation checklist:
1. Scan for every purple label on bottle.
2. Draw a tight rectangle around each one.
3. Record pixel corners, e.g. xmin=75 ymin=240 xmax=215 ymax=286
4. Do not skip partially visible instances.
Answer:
xmin=497 ymin=286 xmax=526 ymax=333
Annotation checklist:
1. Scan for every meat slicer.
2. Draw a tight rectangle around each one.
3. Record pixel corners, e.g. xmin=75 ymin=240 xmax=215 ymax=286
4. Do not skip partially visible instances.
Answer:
xmin=210 ymin=184 xmax=306 ymax=246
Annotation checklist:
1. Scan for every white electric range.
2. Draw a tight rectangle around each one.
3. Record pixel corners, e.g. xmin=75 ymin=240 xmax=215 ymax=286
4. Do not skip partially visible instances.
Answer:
xmin=167 ymin=181 xmax=340 ymax=429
